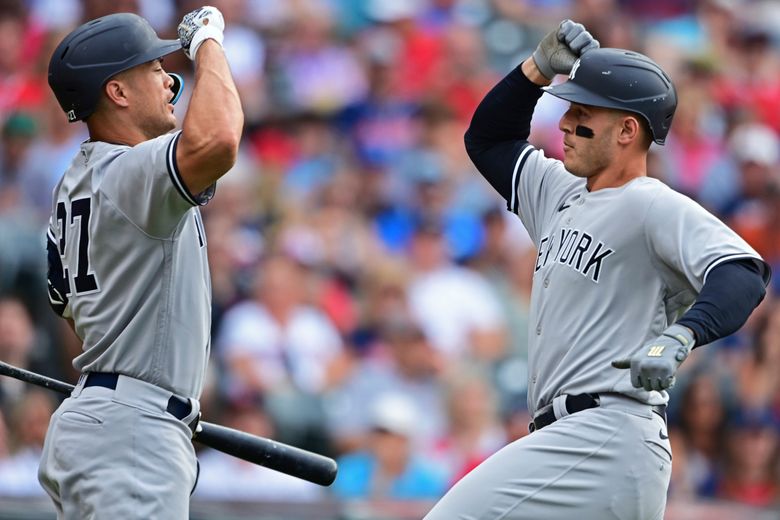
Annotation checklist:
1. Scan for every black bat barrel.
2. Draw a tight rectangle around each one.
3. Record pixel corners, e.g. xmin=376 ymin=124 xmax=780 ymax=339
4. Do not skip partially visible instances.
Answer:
xmin=194 ymin=423 xmax=338 ymax=486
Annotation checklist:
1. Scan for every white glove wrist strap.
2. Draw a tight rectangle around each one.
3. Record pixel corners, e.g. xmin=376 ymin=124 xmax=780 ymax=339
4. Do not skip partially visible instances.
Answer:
xmin=190 ymin=25 xmax=224 ymax=60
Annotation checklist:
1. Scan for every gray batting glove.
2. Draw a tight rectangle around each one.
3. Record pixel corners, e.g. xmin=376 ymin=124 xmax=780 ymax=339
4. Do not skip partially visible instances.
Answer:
xmin=178 ymin=5 xmax=225 ymax=61
xmin=612 ymin=324 xmax=694 ymax=392
xmin=532 ymin=19 xmax=600 ymax=80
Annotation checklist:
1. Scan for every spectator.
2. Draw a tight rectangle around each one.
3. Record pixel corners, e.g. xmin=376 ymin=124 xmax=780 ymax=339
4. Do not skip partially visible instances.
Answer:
xmin=431 ymin=368 xmax=506 ymax=486
xmin=468 ymin=208 xmax=535 ymax=360
xmin=325 ymin=316 xmax=447 ymax=454
xmin=428 ymin=23 xmax=498 ymax=124
xmin=0 ymin=297 xmax=51 ymax=409
xmin=0 ymin=5 xmax=46 ymax=119
xmin=668 ymin=371 xmax=731 ymax=499
xmin=736 ymin=303 xmax=780 ymax=413
xmin=699 ymin=122 xmax=778 ymax=218
xmin=364 ymin=0 xmax=442 ymax=102
xmin=0 ymin=389 xmax=53 ymax=496
xmin=725 ymin=124 xmax=780 ymax=269
xmin=351 ymin=257 xmax=413 ymax=352
xmin=659 ymin=84 xmax=727 ymax=201
xmin=0 ymin=112 xmax=37 ymax=211
xmin=718 ymin=408 xmax=780 ymax=507
xmin=272 ymin=4 xmax=368 ymax=115
xmin=216 ymin=253 xmax=347 ymax=450
xmin=406 ymin=216 xmax=507 ymax=362
xmin=332 ymin=392 xmax=448 ymax=500
xmin=16 ymin=94 xmax=87 ymax=221
xmin=213 ymin=0 xmax=268 ymax=124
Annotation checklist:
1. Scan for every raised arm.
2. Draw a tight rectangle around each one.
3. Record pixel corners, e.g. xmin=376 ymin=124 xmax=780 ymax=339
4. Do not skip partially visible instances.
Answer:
xmin=464 ymin=20 xmax=598 ymax=199
xmin=176 ymin=7 xmax=244 ymax=196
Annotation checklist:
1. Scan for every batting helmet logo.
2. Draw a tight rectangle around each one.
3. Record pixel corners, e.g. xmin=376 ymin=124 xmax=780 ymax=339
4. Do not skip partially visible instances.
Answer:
xmin=569 ymin=59 xmax=581 ymax=80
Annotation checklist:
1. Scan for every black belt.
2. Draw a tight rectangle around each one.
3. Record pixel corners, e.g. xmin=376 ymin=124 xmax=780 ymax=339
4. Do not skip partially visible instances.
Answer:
xmin=83 ymin=372 xmax=193 ymax=423
xmin=530 ymin=393 xmax=667 ymax=432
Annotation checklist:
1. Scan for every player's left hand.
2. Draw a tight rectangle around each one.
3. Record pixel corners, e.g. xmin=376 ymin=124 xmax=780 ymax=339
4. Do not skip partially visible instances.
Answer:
xmin=611 ymin=324 xmax=694 ymax=391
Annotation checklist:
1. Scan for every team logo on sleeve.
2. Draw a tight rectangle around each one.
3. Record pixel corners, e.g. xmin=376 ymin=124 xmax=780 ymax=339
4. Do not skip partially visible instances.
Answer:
xmin=534 ymin=227 xmax=614 ymax=283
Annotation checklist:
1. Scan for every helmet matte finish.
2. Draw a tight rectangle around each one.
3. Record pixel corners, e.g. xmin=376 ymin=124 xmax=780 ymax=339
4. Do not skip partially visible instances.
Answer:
xmin=48 ymin=13 xmax=182 ymax=122
xmin=543 ymin=48 xmax=677 ymax=145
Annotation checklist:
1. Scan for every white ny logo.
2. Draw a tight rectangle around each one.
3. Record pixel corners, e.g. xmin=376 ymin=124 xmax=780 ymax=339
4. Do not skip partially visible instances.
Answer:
xmin=569 ymin=59 xmax=581 ymax=80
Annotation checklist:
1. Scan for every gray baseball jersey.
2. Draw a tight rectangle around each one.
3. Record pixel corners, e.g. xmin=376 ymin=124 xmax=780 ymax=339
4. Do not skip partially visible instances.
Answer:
xmin=509 ymin=145 xmax=764 ymax=414
xmin=46 ymin=131 xmax=213 ymax=399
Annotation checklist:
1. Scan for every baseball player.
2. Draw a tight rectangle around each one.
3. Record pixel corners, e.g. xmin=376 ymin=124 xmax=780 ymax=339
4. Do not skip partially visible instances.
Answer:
xmin=425 ymin=20 xmax=770 ymax=520
xmin=39 ymin=8 xmax=242 ymax=519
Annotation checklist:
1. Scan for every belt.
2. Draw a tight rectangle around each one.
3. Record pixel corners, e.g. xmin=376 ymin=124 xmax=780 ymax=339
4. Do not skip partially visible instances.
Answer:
xmin=530 ymin=393 xmax=667 ymax=432
xmin=83 ymin=372 xmax=193 ymax=424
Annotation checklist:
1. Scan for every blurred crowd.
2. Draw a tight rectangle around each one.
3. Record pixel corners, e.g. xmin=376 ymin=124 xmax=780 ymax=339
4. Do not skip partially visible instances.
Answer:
xmin=1 ymin=0 xmax=780 ymax=513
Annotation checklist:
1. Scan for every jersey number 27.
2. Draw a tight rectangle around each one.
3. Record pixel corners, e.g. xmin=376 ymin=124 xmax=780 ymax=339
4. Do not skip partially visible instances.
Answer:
xmin=48 ymin=198 xmax=98 ymax=315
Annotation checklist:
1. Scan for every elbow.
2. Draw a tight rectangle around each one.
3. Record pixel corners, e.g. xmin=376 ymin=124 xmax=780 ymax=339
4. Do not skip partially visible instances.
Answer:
xmin=210 ymin=129 xmax=242 ymax=172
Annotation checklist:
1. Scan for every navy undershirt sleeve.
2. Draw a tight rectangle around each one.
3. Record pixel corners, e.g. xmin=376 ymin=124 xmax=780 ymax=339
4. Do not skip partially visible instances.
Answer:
xmin=464 ymin=63 xmax=544 ymax=201
xmin=677 ymin=259 xmax=768 ymax=347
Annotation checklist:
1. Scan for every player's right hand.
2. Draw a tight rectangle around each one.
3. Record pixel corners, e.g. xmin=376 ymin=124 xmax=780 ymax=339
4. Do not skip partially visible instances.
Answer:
xmin=178 ymin=6 xmax=225 ymax=61
xmin=532 ymin=19 xmax=599 ymax=80
xmin=611 ymin=324 xmax=694 ymax=392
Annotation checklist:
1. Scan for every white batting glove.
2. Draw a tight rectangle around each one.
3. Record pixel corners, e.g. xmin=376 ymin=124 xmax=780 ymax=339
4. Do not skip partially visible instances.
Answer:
xmin=532 ymin=19 xmax=599 ymax=80
xmin=612 ymin=324 xmax=694 ymax=392
xmin=178 ymin=6 xmax=225 ymax=61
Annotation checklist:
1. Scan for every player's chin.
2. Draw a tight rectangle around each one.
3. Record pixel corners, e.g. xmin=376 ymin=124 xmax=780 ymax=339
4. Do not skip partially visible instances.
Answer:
xmin=163 ymin=111 xmax=177 ymax=131
xmin=565 ymin=159 xmax=590 ymax=179
xmin=563 ymin=156 xmax=577 ymax=173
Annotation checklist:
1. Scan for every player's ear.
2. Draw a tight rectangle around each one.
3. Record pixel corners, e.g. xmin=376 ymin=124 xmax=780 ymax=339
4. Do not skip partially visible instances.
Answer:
xmin=616 ymin=115 xmax=641 ymax=146
xmin=103 ymin=77 xmax=131 ymax=109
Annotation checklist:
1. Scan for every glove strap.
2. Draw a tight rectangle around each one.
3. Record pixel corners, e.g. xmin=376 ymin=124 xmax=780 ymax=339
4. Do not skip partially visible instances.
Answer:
xmin=190 ymin=25 xmax=224 ymax=60
xmin=662 ymin=324 xmax=694 ymax=362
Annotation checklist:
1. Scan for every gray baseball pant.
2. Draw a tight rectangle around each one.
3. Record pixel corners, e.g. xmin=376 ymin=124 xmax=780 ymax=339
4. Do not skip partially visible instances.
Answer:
xmin=424 ymin=394 xmax=671 ymax=520
xmin=38 ymin=374 xmax=200 ymax=519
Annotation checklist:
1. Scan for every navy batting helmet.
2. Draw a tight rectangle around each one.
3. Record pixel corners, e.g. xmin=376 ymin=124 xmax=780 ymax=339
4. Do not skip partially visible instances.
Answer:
xmin=49 ymin=13 xmax=183 ymax=123
xmin=543 ymin=48 xmax=677 ymax=145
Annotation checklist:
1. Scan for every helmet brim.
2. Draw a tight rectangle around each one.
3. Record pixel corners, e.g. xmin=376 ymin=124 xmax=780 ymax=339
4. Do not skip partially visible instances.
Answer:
xmin=542 ymin=81 xmax=626 ymax=113
xmin=124 ymin=39 xmax=182 ymax=75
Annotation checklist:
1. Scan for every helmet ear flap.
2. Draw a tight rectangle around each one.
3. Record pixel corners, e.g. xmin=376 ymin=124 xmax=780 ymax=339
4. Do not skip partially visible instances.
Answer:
xmin=169 ymin=73 xmax=184 ymax=105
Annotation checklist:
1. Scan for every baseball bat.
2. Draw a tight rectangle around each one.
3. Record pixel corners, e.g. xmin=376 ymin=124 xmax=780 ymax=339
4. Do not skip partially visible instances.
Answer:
xmin=0 ymin=361 xmax=337 ymax=486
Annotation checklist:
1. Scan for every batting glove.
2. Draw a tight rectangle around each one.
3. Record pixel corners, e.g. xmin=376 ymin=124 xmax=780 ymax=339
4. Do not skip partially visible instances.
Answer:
xmin=532 ymin=19 xmax=599 ymax=80
xmin=178 ymin=6 xmax=225 ymax=61
xmin=611 ymin=324 xmax=694 ymax=392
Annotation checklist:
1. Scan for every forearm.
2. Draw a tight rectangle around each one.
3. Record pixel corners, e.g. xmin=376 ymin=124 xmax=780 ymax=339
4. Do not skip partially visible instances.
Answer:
xmin=464 ymin=59 xmax=546 ymax=199
xmin=179 ymin=41 xmax=244 ymax=193
xmin=465 ymin=58 xmax=547 ymax=149
xmin=677 ymin=259 xmax=767 ymax=346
